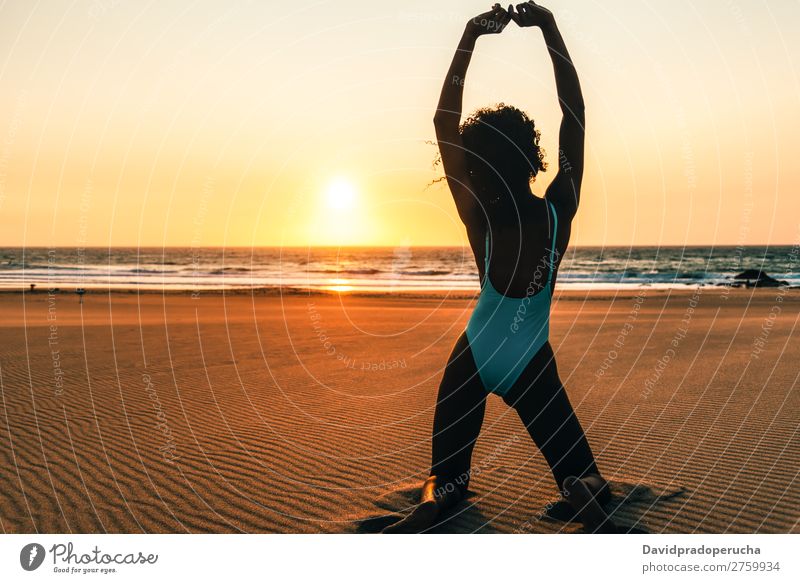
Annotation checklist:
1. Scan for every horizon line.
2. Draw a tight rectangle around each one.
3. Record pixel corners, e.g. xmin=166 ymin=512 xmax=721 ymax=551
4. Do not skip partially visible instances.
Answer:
xmin=1 ymin=243 xmax=797 ymax=250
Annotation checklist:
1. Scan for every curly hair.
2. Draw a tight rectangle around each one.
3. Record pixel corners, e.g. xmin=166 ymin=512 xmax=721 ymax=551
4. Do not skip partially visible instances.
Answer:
xmin=450 ymin=103 xmax=547 ymax=212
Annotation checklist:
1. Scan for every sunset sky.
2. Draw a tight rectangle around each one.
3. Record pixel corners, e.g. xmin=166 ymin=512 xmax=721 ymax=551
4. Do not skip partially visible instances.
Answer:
xmin=0 ymin=0 xmax=798 ymax=248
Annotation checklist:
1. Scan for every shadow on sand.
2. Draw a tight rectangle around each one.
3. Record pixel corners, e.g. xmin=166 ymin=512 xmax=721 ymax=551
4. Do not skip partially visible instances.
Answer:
xmin=351 ymin=483 xmax=499 ymax=533
xmin=352 ymin=480 xmax=686 ymax=533
xmin=541 ymin=481 xmax=687 ymax=534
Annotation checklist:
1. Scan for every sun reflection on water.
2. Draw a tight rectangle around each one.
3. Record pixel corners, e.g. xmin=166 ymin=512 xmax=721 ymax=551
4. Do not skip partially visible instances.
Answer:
xmin=325 ymin=278 xmax=354 ymax=293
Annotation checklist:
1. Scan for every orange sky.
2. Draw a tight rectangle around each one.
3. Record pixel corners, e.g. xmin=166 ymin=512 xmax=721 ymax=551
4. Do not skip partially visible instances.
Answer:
xmin=1 ymin=0 xmax=799 ymax=248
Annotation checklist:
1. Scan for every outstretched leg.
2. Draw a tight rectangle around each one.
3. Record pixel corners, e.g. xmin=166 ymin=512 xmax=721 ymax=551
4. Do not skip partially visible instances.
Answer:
xmin=383 ymin=332 xmax=487 ymax=533
xmin=503 ymin=342 xmax=613 ymax=530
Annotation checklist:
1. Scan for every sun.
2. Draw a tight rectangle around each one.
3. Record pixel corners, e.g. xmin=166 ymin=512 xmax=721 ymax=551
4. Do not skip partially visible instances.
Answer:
xmin=325 ymin=178 xmax=357 ymax=211
xmin=309 ymin=176 xmax=374 ymax=244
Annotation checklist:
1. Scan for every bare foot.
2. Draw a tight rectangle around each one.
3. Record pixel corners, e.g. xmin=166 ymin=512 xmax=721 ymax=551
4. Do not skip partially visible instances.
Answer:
xmin=381 ymin=500 xmax=439 ymax=534
xmin=581 ymin=473 xmax=612 ymax=505
xmin=563 ymin=475 xmax=617 ymax=534
xmin=382 ymin=475 xmax=464 ymax=534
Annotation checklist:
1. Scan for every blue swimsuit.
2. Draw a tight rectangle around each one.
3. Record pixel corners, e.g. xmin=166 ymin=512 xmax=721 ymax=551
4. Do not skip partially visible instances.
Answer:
xmin=465 ymin=201 xmax=559 ymax=397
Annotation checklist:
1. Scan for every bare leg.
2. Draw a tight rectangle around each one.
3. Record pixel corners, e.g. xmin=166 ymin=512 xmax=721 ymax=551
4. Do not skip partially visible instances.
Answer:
xmin=383 ymin=332 xmax=487 ymax=533
xmin=503 ymin=342 xmax=614 ymax=530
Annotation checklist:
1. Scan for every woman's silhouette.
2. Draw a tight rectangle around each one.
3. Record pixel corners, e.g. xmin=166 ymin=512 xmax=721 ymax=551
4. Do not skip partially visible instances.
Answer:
xmin=385 ymin=2 xmax=615 ymax=533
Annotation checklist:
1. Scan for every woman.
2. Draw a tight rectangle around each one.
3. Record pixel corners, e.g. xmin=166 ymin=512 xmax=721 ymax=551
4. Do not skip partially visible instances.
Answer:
xmin=385 ymin=2 xmax=614 ymax=533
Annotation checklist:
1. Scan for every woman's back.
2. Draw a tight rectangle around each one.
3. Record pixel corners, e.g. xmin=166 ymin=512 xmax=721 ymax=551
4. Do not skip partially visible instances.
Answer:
xmin=465 ymin=197 xmax=560 ymax=397
xmin=478 ymin=195 xmax=566 ymax=298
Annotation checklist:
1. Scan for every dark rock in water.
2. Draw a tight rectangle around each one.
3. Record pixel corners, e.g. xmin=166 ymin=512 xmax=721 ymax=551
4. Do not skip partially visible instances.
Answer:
xmin=732 ymin=270 xmax=788 ymax=288
xmin=734 ymin=269 xmax=768 ymax=280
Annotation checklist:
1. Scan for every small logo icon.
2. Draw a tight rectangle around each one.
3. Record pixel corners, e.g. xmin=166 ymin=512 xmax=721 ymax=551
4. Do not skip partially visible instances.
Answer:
xmin=20 ymin=543 xmax=46 ymax=571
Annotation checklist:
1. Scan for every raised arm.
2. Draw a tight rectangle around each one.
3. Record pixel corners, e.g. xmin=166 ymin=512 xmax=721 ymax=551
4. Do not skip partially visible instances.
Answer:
xmin=433 ymin=5 xmax=512 ymax=228
xmin=512 ymin=2 xmax=585 ymax=219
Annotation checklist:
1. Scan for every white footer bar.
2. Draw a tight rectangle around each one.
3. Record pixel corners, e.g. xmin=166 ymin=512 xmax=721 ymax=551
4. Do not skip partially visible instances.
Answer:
xmin=1 ymin=534 xmax=797 ymax=582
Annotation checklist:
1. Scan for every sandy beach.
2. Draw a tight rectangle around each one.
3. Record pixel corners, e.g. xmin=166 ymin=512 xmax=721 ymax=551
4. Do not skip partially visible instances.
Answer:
xmin=0 ymin=288 xmax=798 ymax=533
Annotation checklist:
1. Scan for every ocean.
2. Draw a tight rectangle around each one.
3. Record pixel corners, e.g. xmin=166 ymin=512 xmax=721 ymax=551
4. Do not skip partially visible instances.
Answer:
xmin=1 ymin=246 xmax=798 ymax=293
